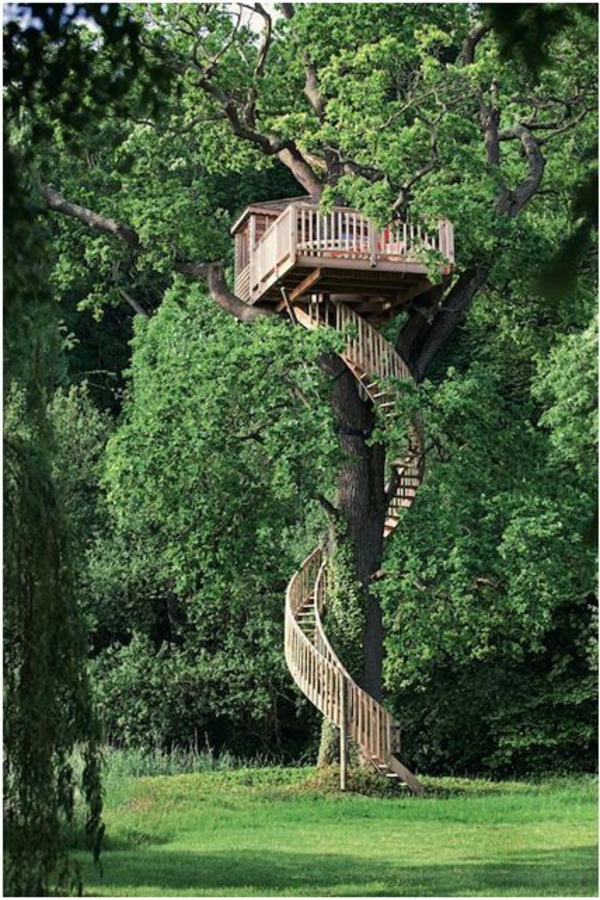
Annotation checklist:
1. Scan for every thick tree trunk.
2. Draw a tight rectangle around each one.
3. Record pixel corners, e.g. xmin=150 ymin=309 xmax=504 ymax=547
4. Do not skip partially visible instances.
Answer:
xmin=320 ymin=353 xmax=388 ymax=702
xmin=397 ymin=267 xmax=490 ymax=382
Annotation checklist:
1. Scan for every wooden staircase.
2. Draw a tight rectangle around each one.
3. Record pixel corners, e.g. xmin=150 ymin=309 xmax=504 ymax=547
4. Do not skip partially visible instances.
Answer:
xmin=285 ymin=295 xmax=425 ymax=794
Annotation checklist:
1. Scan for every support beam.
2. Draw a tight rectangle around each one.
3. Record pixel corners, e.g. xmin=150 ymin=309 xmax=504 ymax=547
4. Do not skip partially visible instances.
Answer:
xmin=289 ymin=267 xmax=323 ymax=303
xmin=339 ymin=677 xmax=347 ymax=792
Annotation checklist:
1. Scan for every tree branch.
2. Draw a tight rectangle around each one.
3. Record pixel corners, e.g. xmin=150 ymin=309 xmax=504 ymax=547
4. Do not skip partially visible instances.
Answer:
xmin=497 ymin=124 xmax=546 ymax=216
xmin=40 ymin=185 xmax=270 ymax=323
xmin=40 ymin=185 xmax=140 ymax=247
xmin=280 ymin=3 xmax=325 ymax=120
xmin=242 ymin=3 xmax=273 ymax=127
xmin=394 ymin=15 xmax=590 ymax=379
xmin=410 ymin=267 xmax=490 ymax=382
xmin=208 ymin=264 xmax=272 ymax=322
xmin=117 ymin=288 xmax=150 ymax=318
xmin=479 ymin=79 xmax=502 ymax=167
xmin=174 ymin=6 xmax=323 ymax=197
xmin=504 ymin=105 xmax=594 ymax=145
xmin=316 ymin=492 xmax=340 ymax=522
xmin=142 ymin=5 xmax=322 ymax=198
xmin=459 ymin=21 xmax=491 ymax=65
xmin=195 ymin=73 xmax=322 ymax=196
xmin=279 ymin=3 xmax=295 ymax=20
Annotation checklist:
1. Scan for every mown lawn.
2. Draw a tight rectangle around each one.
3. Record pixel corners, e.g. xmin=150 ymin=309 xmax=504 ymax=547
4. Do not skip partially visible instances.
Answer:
xmin=78 ymin=767 xmax=598 ymax=897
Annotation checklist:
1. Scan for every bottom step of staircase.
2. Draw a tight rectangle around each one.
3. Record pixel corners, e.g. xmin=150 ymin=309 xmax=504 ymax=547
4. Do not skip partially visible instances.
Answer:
xmin=368 ymin=754 xmax=424 ymax=795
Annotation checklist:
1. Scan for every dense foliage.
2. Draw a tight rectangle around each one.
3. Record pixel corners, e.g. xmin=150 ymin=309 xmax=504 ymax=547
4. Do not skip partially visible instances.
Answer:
xmin=4 ymin=7 xmax=597 ymax=888
xmin=380 ymin=304 xmax=597 ymax=775
xmin=76 ymin=288 xmax=340 ymax=755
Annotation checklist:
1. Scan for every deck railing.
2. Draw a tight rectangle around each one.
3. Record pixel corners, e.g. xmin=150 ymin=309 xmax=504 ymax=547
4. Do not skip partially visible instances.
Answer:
xmin=235 ymin=202 xmax=454 ymax=304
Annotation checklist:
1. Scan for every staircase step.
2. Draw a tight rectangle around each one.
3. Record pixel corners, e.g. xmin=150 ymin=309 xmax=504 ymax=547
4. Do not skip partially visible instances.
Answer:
xmin=389 ymin=494 xmax=416 ymax=508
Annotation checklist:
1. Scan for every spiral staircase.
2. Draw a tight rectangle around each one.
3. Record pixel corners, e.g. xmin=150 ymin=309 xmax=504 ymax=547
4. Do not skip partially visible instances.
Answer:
xmin=284 ymin=294 xmax=425 ymax=794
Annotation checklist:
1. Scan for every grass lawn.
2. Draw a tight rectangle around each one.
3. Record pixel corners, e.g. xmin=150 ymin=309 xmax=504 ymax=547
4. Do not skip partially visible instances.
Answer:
xmin=78 ymin=766 xmax=598 ymax=897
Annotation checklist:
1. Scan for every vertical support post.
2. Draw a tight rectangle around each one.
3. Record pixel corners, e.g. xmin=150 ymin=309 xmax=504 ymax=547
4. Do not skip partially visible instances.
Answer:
xmin=280 ymin=287 xmax=298 ymax=326
xmin=437 ymin=218 xmax=446 ymax=258
xmin=316 ymin=209 xmax=321 ymax=253
xmin=290 ymin=205 xmax=297 ymax=265
xmin=249 ymin=216 xmax=256 ymax=300
xmin=447 ymin=219 xmax=455 ymax=264
xmin=340 ymin=676 xmax=347 ymax=792
xmin=369 ymin=220 xmax=377 ymax=267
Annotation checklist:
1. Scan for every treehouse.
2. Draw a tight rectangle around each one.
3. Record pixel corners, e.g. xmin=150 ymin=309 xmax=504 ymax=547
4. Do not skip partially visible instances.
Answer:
xmin=232 ymin=195 xmax=456 ymax=792
xmin=231 ymin=195 xmax=454 ymax=320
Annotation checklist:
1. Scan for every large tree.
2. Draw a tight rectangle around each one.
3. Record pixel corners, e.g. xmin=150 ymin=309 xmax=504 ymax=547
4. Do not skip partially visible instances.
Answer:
xmin=29 ymin=3 xmax=596 ymax=704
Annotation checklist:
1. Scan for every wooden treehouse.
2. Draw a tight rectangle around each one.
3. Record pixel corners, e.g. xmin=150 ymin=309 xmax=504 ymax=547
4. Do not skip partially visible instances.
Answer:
xmin=232 ymin=195 xmax=455 ymax=795
xmin=231 ymin=195 xmax=454 ymax=320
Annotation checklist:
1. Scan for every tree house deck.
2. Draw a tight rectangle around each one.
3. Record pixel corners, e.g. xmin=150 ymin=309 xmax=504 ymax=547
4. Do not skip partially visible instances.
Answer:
xmin=232 ymin=200 xmax=454 ymax=316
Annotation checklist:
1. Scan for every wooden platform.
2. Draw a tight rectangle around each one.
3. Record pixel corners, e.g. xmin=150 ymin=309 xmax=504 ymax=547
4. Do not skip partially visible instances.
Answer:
xmin=232 ymin=200 xmax=454 ymax=320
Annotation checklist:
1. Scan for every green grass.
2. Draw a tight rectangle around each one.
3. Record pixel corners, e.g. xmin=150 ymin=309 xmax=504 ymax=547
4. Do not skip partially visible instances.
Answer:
xmin=77 ymin=763 xmax=598 ymax=897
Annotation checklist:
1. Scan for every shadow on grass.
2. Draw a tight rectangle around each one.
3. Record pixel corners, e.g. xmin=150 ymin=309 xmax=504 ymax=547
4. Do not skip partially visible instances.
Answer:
xmin=83 ymin=844 xmax=598 ymax=896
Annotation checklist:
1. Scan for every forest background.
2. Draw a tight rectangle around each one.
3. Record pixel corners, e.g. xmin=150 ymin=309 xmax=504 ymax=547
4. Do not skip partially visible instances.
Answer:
xmin=4 ymin=3 xmax=598 ymax=894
